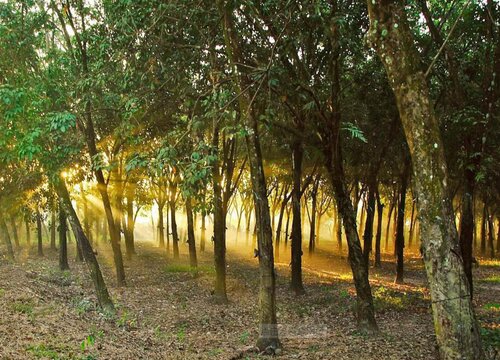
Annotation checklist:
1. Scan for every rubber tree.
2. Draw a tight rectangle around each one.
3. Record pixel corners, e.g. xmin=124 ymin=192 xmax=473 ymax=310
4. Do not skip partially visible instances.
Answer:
xmin=55 ymin=176 xmax=114 ymax=313
xmin=367 ymin=1 xmax=484 ymax=358
xmin=217 ymin=0 xmax=280 ymax=351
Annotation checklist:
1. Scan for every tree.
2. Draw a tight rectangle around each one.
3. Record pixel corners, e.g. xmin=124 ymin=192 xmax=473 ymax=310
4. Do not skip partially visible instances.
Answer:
xmin=367 ymin=1 xmax=484 ymax=358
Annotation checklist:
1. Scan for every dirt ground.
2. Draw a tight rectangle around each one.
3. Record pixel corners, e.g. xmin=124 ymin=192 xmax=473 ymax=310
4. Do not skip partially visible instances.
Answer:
xmin=0 ymin=241 xmax=499 ymax=360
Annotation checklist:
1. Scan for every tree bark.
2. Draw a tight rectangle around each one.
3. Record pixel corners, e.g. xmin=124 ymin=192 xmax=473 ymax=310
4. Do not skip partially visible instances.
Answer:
xmin=367 ymin=3 xmax=484 ymax=358
xmin=186 ymin=197 xmax=198 ymax=268
xmin=374 ymin=192 xmax=384 ymax=267
xmin=169 ymin=200 xmax=179 ymax=259
xmin=460 ymin=170 xmax=475 ymax=297
xmin=25 ymin=219 xmax=31 ymax=246
xmin=290 ymin=140 xmax=305 ymax=295
xmin=10 ymin=215 xmax=19 ymax=248
xmin=218 ymin=0 xmax=280 ymax=350
xmin=158 ymin=203 xmax=165 ymax=248
xmin=124 ymin=182 xmax=136 ymax=259
xmin=54 ymin=178 xmax=114 ymax=312
xmin=362 ymin=183 xmax=376 ymax=266
xmin=395 ymin=159 xmax=410 ymax=284
xmin=36 ymin=212 xmax=43 ymax=257
xmin=212 ymin=123 xmax=228 ymax=303
xmin=1 ymin=217 xmax=14 ymax=259
xmin=58 ymin=201 xmax=69 ymax=271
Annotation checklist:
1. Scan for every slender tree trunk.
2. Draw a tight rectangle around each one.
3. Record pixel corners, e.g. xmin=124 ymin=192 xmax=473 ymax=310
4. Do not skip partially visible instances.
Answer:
xmin=186 ymin=197 xmax=198 ymax=268
xmin=169 ymin=201 xmax=179 ymax=259
xmin=309 ymin=178 xmax=319 ymax=254
xmin=124 ymin=184 xmax=136 ymax=259
xmin=1 ymin=217 xmax=14 ymax=259
xmin=59 ymin=202 xmax=69 ymax=271
xmin=200 ymin=214 xmax=206 ymax=252
xmin=25 ymin=219 xmax=31 ymax=246
xmin=368 ymin=3 xmax=484 ymax=357
xmin=320 ymin=2 xmax=377 ymax=331
xmin=337 ymin=216 xmax=343 ymax=251
xmin=158 ymin=203 xmax=165 ymax=248
xmin=395 ymin=159 xmax=410 ymax=284
xmin=290 ymin=140 xmax=305 ymax=294
xmin=219 ymin=0 xmax=280 ymax=349
xmin=385 ymin=201 xmax=395 ymax=251
xmin=36 ymin=212 xmax=43 ymax=257
xmin=284 ymin=206 xmax=291 ymax=248
xmin=362 ymin=183 xmax=376 ymax=266
xmin=487 ymin=214 xmax=495 ymax=259
xmin=10 ymin=216 xmax=19 ymax=248
xmin=50 ymin=206 xmax=56 ymax=250
xmin=408 ymin=199 xmax=416 ymax=248
xmin=212 ymin=125 xmax=228 ymax=303
xmin=497 ymin=218 xmax=500 ymax=258
xmin=55 ymin=178 xmax=114 ymax=312
xmin=460 ymin=170 xmax=475 ymax=296
xmin=359 ymin=198 xmax=366 ymax=238
xmin=275 ymin=193 xmax=290 ymax=261
xmin=480 ymin=204 xmax=487 ymax=256
xmin=374 ymin=192 xmax=384 ymax=267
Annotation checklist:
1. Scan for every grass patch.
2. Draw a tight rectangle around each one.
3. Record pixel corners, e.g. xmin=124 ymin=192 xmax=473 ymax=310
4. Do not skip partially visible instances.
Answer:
xmin=12 ymin=299 xmax=35 ymax=316
xmin=207 ymin=348 xmax=223 ymax=356
xmin=164 ymin=264 xmax=215 ymax=275
xmin=0 ymin=288 xmax=5 ymax=297
xmin=27 ymin=344 xmax=60 ymax=359
xmin=481 ymin=327 xmax=500 ymax=349
xmin=483 ymin=303 xmax=500 ymax=311
xmin=482 ymin=275 xmax=500 ymax=284
xmin=373 ymin=286 xmax=424 ymax=312
xmin=72 ymin=298 xmax=95 ymax=316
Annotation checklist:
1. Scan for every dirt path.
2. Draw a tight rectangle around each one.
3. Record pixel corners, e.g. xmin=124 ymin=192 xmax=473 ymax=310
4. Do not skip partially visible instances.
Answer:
xmin=0 ymin=241 xmax=498 ymax=359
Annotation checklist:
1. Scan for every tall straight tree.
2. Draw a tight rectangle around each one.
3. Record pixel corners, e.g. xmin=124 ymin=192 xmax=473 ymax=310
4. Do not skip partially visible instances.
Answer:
xmin=367 ymin=1 xmax=484 ymax=359
xmin=217 ymin=0 xmax=280 ymax=351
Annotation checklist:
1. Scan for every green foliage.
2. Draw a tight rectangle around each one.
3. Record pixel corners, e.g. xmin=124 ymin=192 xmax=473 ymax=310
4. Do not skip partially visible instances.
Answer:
xmin=72 ymin=298 xmax=95 ymax=316
xmin=481 ymin=327 xmax=500 ymax=349
xmin=26 ymin=344 xmax=60 ymax=359
xmin=11 ymin=299 xmax=34 ymax=316
xmin=482 ymin=275 xmax=500 ymax=284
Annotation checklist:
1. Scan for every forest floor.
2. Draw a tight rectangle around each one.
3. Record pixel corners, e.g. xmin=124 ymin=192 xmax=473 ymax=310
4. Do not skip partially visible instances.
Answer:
xmin=0 ymin=241 xmax=499 ymax=360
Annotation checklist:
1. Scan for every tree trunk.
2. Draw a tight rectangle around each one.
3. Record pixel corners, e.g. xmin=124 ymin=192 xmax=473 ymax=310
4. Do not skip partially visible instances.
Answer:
xmin=169 ymin=201 xmax=179 ymax=259
xmin=55 ymin=178 xmax=114 ymax=312
xmin=367 ymin=3 xmax=484 ymax=357
xmin=408 ymin=199 xmax=416 ymax=248
xmin=275 ymin=193 xmax=290 ymax=261
xmin=480 ymin=204 xmax=487 ymax=256
xmin=395 ymin=159 xmax=410 ymax=284
xmin=487 ymin=214 xmax=494 ymax=259
xmin=460 ymin=169 xmax=475 ymax=297
xmin=59 ymin=201 xmax=69 ymax=271
xmin=25 ymin=219 xmax=31 ymax=246
xmin=158 ymin=203 xmax=165 ymax=248
xmin=385 ymin=201 xmax=395 ymax=251
xmin=50 ymin=206 xmax=56 ymax=250
xmin=309 ymin=177 xmax=319 ymax=255
xmin=362 ymin=183 xmax=376 ymax=266
xmin=212 ymin=124 xmax=228 ymax=303
xmin=219 ymin=0 xmax=280 ymax=350
xmin=200 ymin=214 xmax=206 ymax=252
xmin=337 ymin=216 xmax=342 ymax=251
xmin=320 ymin=1 xmax=377 ymax=332
xmin=124 ymin=184 xmax=136 ymax=259
xmin=10 ymin=216 xmax=19 ymax=248
xmin=1 ymin=217 xmax=14 ymax=259
xmin=374 ymin=192 xmax=384 ymax=267
xmin=290 ymin=140 xmax=305 ymax=294
xmin=186 ymin=197 xmax=198 ymax=268
xmin=36 ymin=212 xmax=43 ymax=257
